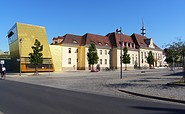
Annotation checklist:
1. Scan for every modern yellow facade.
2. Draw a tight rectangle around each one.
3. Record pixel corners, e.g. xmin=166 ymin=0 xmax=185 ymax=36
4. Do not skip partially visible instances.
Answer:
xmin=77 ymin=46 xmax=86 ymax=70
xmin=8 ymin=22 xmax=54 ymax=72
xmin=50 ymin=45 xmax=62 ymax=71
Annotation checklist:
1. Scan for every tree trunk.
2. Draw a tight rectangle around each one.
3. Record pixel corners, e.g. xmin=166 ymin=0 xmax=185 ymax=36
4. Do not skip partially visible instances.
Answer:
xmin=91 ymin=64 xmax=94 ymax=72
xmin=125 ymin=64 xmax=127 ymax=70
xmin=35 ymin=65 xmax=38 ymax=75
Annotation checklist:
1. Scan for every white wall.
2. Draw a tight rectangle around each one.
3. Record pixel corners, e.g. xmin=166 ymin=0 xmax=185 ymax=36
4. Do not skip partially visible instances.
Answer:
xmin=117 ymin=49 xmax=138 ymax=69
xmin=62 ymin=46 xmax=78 ymax=70
xmin=85 ymin=47 xmax=110 ymax=70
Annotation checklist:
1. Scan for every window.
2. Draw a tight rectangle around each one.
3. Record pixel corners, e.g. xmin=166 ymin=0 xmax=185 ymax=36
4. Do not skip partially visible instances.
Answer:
xmin=128 ymin=43 xmax=130 ymax=47
xmin=132 ymin=57 xmax=134 ymax=64
xmin=68 ymin=58 xmax=71 ymax=64
xmin=141 ymin=52 xmax=143 ymax=63
xmin=105 ymin=59 xmax=107 ymax=65
xmin=100 ymin=50 xmax=102 ymax=55
xmin=68 ymin=48 xmax=71 ymax=53
xmin=100 ymin=59 xmax=102 ymax=64
xmin=73 ymin=40 xmax=77 ymax=44
xmin=105 ymin=50 xmax=107 ymax=55
xmin=124 ymin=42 xmax=127 ymax=47
xmin=98 ymin=42 xmax=102 ymax=45
xmin=132 ymin=43 xmax=135 ymax=48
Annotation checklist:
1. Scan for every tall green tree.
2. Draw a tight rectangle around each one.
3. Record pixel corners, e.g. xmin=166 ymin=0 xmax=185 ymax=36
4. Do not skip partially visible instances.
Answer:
xmin=147 ymin=51 xmax=154 ymax=68
xmin=164 ymin=48 xmax=179 ymax=68
xmin=29 ymin=39 xmax=43 ymax=75
xmin=87 ymin=43 xmax=99 ymax=71
xmin=122 ymin=47 xmax=130 ymax=70
xmin=165 ymin=38 xmax=185 ymax=80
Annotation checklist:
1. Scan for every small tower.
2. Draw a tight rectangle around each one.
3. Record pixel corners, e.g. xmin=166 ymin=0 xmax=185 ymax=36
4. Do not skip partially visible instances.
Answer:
xmin=141 ymin=18 xmax=146 ymax=36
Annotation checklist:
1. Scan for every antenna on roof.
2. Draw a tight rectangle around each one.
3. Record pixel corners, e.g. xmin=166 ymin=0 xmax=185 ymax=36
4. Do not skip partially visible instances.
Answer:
xmin=141 ymin=17 xmax=146 ymax=36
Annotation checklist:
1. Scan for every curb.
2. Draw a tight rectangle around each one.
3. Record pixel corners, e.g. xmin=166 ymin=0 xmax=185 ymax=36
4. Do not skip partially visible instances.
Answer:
xmin=118 ymin=89 xmax=185 ymax=104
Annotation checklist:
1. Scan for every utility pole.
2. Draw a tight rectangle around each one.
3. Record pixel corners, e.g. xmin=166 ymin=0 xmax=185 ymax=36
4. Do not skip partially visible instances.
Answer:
xmin=19 ymin=38 xmax=22 ymax=76
xmin=116 ymin=27 xmax=123 ymax=79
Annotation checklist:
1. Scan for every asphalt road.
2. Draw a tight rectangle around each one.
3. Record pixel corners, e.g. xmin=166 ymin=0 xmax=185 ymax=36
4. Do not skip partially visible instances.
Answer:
xmin=0 ymin=80 xmax=185 ymax=114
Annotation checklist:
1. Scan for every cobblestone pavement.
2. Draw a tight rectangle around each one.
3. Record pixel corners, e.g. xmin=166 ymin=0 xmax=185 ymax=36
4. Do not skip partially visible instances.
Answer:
xmin=5 ymin=68 xmax=185 ymax=104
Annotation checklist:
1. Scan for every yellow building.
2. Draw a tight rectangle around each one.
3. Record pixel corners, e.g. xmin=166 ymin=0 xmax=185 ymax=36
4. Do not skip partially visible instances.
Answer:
xmin=7 ymin=22 xmax=54 ymax=72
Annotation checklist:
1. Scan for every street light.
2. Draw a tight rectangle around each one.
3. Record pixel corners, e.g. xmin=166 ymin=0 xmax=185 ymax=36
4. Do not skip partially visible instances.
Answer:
xmin=19 ymin=38 xmax=22 ymax=76
xmin=183 ymin=52 xmax=185 ymax=78
xmin=172 ymin=54 xmax=175 ymax=72
xmin=116 ymin=27 xmax=123 ymax=79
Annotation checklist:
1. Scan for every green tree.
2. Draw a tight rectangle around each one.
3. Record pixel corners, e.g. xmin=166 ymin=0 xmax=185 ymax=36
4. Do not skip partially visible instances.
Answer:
xmin=164 ymin=48 xmax=179 ymax=69
xmin=87 ymin=43 xmax=99 ymax=71
xmin=29 ymin=39 xmax=43 ymax=75
xmin=147 ymin=51 xmax=154 ymax=68
xmin=122 ymin=47 xmax=130 ymax=70
xmin=165 ymin=38 xmax=185 ymax=80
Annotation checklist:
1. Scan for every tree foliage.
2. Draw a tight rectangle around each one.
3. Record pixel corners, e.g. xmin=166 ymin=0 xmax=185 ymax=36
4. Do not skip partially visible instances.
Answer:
xmin=165 ymin=38 xmax=185 ymax=78
xmin=147 ymin=51 xmax=154 ymax=68
xmin=122 ymin=47 xmax=130 ymax=70
xmin=87 ymin=43 xmax=99 ymax=71
xmin=165 ymin=38 xmax=185 ymax=65
xmin=29 ymin=39 xmax=43 ymax=75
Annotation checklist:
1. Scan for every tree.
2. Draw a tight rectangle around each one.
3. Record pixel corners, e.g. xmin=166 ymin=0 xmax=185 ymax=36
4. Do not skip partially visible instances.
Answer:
xmin=122 ymin=47 xmax=130 ymax=70
xmin=164 ymin=48 xmax=179 ymax=70
xmin=147 ymin=51 xmax=154 ymax=68
xmin=29 ymin=39 xmax=43 ymax=75
xmin=165 ymin=38 xmax=185 ymax=80
xmin=87 ymin=43 xmax=99 ymax=71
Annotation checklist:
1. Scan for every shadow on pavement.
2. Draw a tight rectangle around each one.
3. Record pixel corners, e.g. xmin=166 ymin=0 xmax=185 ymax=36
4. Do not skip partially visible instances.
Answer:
xmin=164 ymin=72 xmax=184 ymax=77
xmin=131 ymin=106 xmax=185 ymax=114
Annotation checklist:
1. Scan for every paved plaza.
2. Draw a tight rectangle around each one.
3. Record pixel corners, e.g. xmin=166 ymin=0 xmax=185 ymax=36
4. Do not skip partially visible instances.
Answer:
xmin=5 ymin=68 xmax=185 ymax=104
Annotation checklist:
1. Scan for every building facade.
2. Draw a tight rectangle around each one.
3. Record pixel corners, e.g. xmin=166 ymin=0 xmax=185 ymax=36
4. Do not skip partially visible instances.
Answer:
xmin=52 ymin=32 xmax=163 ymax=71
xmin=8 ymin=23 xmax=54 ymax=72
xmin=7 ymin=22 xmax=163 ymax=72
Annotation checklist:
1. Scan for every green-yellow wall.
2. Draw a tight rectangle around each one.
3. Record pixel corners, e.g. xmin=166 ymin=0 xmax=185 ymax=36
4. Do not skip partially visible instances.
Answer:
xmin=111 ymin=48 xmax=117 ymax=68
xmin=77 ymin=46 xmax=85 ymax=70
xmin=9 ymin=22 xmax=54 ymax=72
xmin=50 ymin=45 xmax=62 ymax=71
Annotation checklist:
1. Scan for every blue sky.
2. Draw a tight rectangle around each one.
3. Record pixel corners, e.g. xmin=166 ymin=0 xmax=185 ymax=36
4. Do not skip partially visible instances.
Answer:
xmin=0 ymin=0 xmax=185 ymax=51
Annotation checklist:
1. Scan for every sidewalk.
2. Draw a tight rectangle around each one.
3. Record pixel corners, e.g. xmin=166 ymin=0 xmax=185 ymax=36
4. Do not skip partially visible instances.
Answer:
xmin=107 ymin=69 xmax=185 ymax=104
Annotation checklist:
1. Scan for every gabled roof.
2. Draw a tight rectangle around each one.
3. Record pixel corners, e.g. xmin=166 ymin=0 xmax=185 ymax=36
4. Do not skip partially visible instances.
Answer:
xmin=131 ymin=33 xmax=162 ymax=50
xmin=82 ymin=33 xmax=110 ymax=47
xmin=106 ymin=32 xmax=135 ymax=48
xmin=62 ymin=34 xmax=82 ymax=45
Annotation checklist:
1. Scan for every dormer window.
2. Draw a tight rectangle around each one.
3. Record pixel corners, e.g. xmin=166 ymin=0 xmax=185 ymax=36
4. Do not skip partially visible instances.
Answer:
xmin=98 ymin=42 xmax=102 ymax=45
xmin=73 ymin=40 xmax=77 ymax=44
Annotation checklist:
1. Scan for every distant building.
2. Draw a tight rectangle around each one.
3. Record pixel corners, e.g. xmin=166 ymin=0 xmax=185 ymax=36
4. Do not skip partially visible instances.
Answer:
xmin=7 ymin=23 xmax=54 ymax=72
xmin=52 ymin=32 xmax=163 ymax=71
xmin=7 ymin=22 xmax=163 ymax=72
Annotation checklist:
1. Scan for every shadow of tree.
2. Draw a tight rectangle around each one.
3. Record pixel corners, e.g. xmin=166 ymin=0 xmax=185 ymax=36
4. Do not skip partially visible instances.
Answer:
xmin=164 ymin=72 xmax=184 ymax=76
xmin=131 ymin=106 xmax=185 ymax=114
xmin=107 ymin=83 xmax=139 ymax=88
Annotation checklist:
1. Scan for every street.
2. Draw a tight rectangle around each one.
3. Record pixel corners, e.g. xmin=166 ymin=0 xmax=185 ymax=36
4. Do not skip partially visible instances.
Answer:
xmin=0 ymin=79 xmax=185 ymax=114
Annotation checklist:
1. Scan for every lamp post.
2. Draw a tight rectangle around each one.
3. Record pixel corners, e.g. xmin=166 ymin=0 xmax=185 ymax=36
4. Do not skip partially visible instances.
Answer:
xmin=116 ymin=27 xmax=123 ymax=79
xmin=172 ymin=54 xmax=175 ymax=73
xmin=19 ymin=38 xmax=22 ymax=76
xmin=183 ymin=52 xmax=185 ymax=78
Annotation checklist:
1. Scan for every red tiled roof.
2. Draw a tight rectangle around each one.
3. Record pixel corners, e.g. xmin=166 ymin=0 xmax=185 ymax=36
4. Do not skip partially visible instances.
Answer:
xmin=62 ymin=34 xmax=82 ymax=45
xmin=106 ymin=32 xmax=135 ymax=48
xmin=133 ymin=33 xmax=148 ymax=47
xmin=52 ymin=32 xmax=161 ymax=51
xmin=132 ymin=33 xmax=162 ymax=50
xmin=83 ymin=33 xmax=110 ymax=47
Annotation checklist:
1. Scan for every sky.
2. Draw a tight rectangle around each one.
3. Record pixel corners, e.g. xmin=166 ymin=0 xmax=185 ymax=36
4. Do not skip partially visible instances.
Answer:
xmin=0 ymin=0 xmax=185 ymax=51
